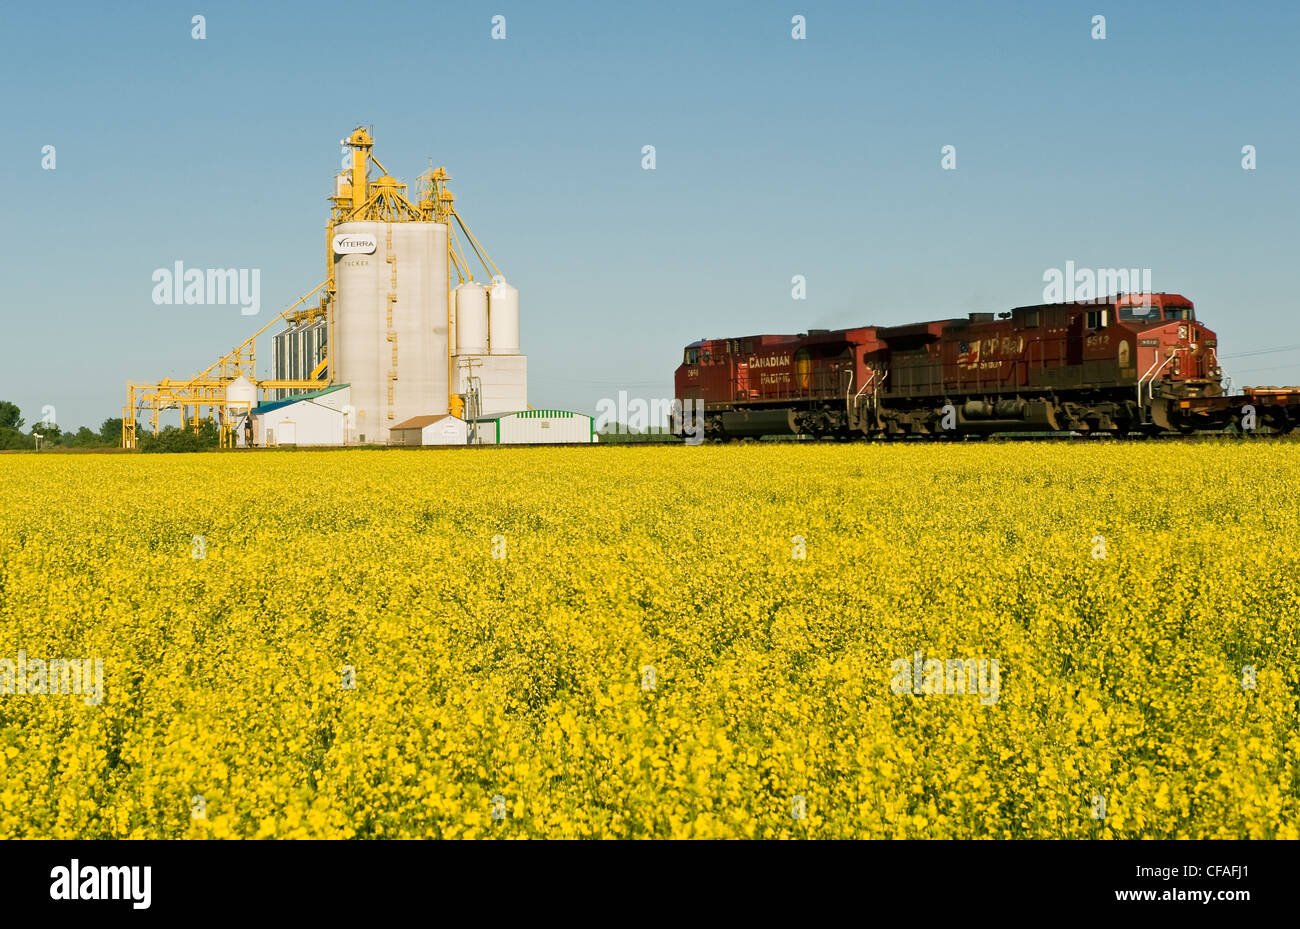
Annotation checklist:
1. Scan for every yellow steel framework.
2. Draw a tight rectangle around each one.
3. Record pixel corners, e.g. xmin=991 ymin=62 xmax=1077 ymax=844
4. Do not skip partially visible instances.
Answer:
xmin=123 ymin=283 xmax=329 ymax=449
xmin=123 ymin=127 xmax=504 ymax=447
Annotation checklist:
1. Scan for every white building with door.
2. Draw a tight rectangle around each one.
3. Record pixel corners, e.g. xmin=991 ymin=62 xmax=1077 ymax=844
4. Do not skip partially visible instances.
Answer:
xmin=243 ymin=384 xmax=352 ymax=447
xmin=390 ymin=414 xmax=468 ymax=446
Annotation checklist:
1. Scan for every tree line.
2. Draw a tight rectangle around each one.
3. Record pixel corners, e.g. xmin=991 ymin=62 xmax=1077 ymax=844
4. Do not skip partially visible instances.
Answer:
xmin=0 ymin=401 xmax=218 ymax=452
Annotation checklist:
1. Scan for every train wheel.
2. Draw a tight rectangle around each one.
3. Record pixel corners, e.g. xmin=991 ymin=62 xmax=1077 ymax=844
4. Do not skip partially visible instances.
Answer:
xmin=1267 ymin=414 xmax=1296 ymax=436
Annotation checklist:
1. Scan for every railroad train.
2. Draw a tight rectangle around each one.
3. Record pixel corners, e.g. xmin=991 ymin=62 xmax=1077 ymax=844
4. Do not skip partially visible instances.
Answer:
xmin=673 ymin=293 xmax=1300 ymax=439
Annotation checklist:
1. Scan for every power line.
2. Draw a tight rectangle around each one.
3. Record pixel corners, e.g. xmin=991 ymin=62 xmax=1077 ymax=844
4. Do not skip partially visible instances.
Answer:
xmin=1224 ymin=362 xmax=1300 ymax=376
xmin=1219 ymin=344 xmax=1300 ymax=360
xmin=531 ymin=376 xmax=669 ymax=387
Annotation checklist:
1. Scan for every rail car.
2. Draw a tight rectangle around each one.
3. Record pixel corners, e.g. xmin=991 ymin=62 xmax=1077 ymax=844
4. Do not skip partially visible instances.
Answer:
xmin=673 ymin=293 xmax=1300 ymax=439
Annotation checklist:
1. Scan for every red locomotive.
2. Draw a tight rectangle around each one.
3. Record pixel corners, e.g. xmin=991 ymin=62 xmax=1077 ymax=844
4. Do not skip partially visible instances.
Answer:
xmin=674 ymin=293 xmax=1298 ymax=438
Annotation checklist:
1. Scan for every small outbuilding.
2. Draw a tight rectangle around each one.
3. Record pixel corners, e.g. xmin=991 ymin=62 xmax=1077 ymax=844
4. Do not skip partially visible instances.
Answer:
xmin=243 ymin=384 xmax=351 ymax=447
xmin=390 ymin=414 xmax=468 ymax=446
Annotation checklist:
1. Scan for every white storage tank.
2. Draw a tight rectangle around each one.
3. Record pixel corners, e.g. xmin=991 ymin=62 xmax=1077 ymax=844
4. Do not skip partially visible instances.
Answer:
xmin=225 ymin=375 xmax=257 ymax=445
xmin=225 ymin=375 xmax=256 ymax=413
xmin=333 ymin=220 xmax=449 ymax=444
xmin=455 ymin=282 xmax=489 ymax=355
xmin=488 ymin=277 xmax=519 ymax=355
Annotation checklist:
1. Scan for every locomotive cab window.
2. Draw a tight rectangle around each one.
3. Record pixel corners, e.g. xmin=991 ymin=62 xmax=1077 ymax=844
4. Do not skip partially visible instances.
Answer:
xmin=1164 ymin=306 xmax=1193 ymax=321
xmin=1086 ymin=309 xmax=1109 ymax=329
xmin=1023 ymin=310 xmax=1039 ymax=328
xmin=1118 ymin=305 xmax=1158 ymax=321
xmin=685 ymin=348 xmax=700 ymax=364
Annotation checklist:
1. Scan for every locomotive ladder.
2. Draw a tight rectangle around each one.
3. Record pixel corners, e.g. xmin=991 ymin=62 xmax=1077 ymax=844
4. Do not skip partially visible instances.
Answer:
xmin=848 ymin=368 xmax=886 ymax=427
xmin=1137 ymin=346 xmax=1181 ymax=419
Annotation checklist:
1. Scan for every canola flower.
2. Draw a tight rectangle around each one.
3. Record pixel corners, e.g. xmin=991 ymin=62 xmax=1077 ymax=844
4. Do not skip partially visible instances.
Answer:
xmin=0 ymin=442 xmax=1296 ymax=839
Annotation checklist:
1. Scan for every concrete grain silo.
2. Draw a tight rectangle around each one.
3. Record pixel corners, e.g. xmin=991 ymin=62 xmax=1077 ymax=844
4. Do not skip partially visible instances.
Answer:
xmin=487 ymin=278 xmax=519 ymax=356
xmin=454 ymin=282 xmax=489 ymax=356
xmin=333 ymin=218 xmax=449 ymax=444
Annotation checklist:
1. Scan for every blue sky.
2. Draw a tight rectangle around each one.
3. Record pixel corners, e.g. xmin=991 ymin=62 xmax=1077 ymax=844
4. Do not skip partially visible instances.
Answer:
xmin=1 ymin=0 xmax=1297 ymax=430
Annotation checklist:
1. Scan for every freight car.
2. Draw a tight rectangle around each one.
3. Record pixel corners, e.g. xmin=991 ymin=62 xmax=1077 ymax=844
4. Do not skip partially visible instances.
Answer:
xmin=673 ymin=293 xmax=1297 ymax=439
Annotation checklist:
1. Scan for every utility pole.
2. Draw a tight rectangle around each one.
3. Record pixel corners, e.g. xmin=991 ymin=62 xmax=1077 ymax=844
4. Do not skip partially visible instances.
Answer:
xmin=459 ymin=357 xmax=483 ymax=443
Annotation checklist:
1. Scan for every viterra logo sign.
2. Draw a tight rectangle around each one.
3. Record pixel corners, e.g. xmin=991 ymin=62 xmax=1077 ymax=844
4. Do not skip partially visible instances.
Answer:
xmin=332 ymin=233 xmax=377 ymax=255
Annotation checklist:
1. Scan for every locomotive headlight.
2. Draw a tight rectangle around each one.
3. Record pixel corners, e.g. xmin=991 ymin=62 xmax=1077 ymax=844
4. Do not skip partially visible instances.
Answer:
xmin=1190 ymin=342 xmax=1198 ymax=351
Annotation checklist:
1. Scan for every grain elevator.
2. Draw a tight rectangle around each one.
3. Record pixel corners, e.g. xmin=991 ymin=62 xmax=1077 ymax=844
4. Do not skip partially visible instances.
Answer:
xmin=122 ymin=128 xmax=549 ymax=449
xmin=270 ymin=127 xmax=527 ymax=444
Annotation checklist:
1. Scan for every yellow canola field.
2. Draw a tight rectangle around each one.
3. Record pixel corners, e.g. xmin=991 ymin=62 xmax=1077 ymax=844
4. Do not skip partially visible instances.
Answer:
xmin=0 ymin=443 xmax=1296 ymax=839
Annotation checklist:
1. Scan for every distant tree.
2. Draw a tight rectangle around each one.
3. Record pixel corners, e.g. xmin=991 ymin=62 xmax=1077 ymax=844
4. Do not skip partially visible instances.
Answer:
xmin=597 ymin=425 xmax=680 ymax=444
xmin=31 ymin=422 xmax=62 ymax=443
xmin=0 ymin=401 xmax=22 ymax=430
xmin=69 ymin=426 xmax=99 ymax=447
xmin=0 ymin=426 xmax=28 ymax=449
xmin=99 ymin=417 xmax=122 ymax=445
xmin=100 ymin=417 xmax=148 ymax=447
xmin=139 ymin=420 xmax=219 ymax=453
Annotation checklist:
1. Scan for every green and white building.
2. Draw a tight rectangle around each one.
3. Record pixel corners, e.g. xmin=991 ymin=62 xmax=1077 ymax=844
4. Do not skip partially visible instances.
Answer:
xmin=471 ymin=409 xmax=597 ymax=445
